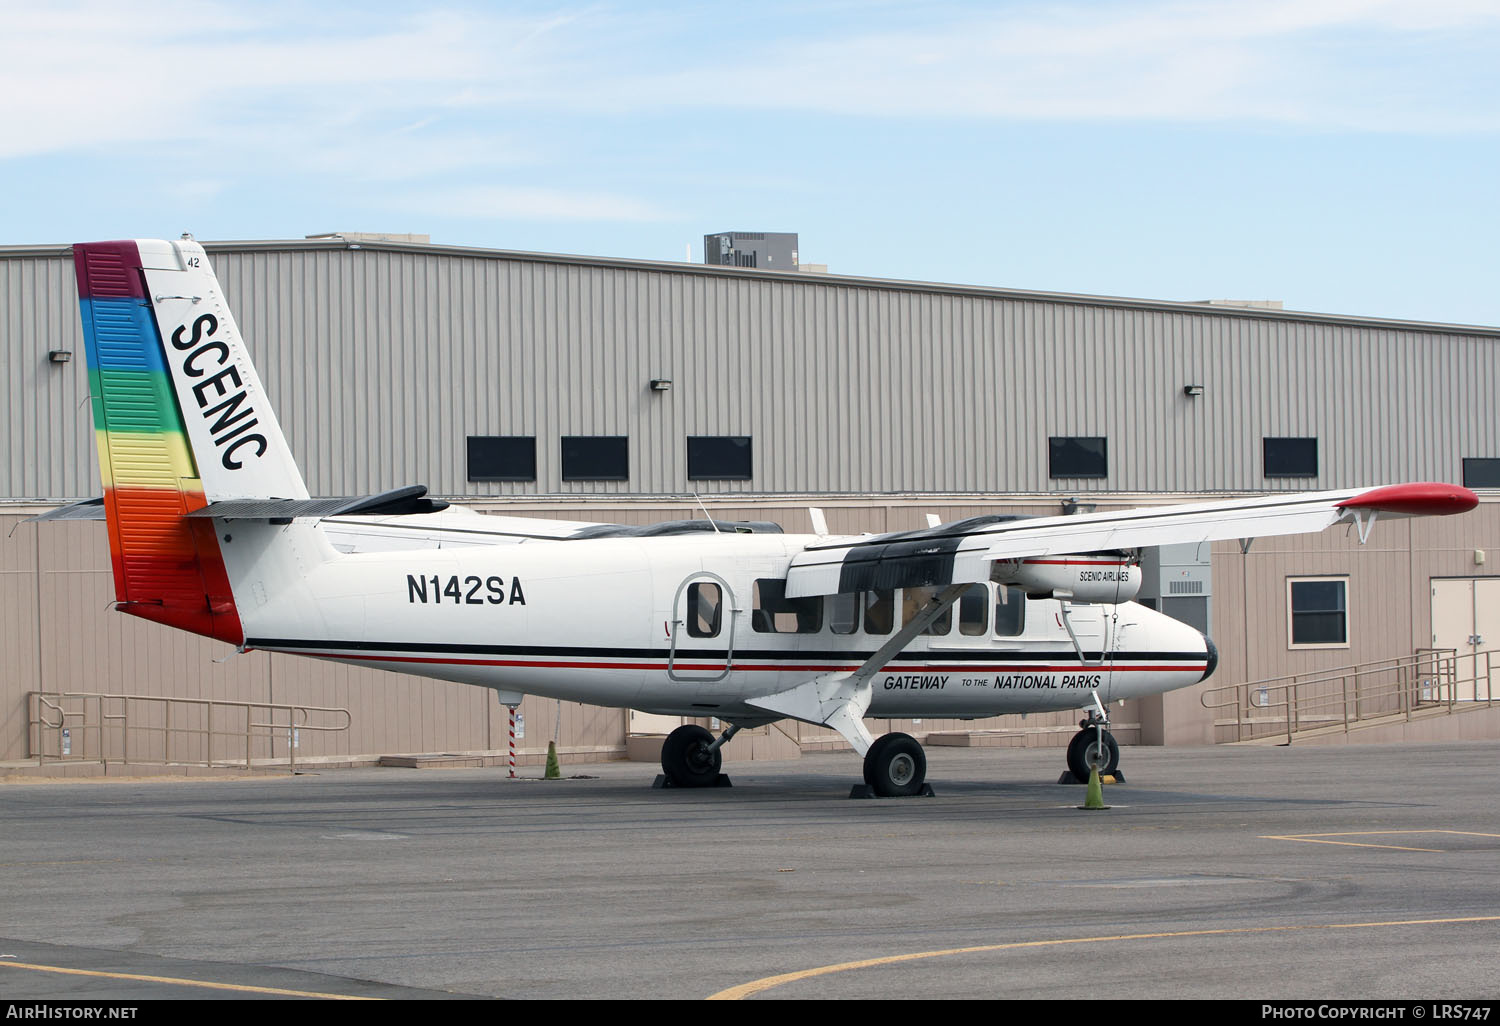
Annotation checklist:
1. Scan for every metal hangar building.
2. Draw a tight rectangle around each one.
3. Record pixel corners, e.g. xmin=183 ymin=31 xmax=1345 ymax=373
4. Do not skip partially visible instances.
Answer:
xmin=3 ymin=233 xmax=1498 ymax=773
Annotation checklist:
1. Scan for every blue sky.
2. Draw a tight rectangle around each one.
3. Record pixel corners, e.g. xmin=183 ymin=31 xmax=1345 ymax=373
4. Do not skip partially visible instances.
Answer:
xmin=3 ymin=0 xmax=1497 ymax=325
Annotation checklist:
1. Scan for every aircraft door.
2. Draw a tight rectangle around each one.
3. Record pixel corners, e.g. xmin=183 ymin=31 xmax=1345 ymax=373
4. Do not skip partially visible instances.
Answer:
xmin=668 ymin=574 xmax=735 ymax=682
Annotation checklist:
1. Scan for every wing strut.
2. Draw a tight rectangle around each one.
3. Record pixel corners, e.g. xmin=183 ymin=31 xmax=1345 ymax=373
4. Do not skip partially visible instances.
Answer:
xmin=747 ymin=584 xmax=967 ymax=755
xmin=1057 ymin=602 xmax=1104 ymax=667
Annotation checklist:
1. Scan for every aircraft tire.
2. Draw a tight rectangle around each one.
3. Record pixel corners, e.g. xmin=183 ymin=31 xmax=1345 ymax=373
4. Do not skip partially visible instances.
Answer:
xmin=861 ymin=734 xmax=893 ymax=788
xmin=864 ymin=732 xmax=926 ymax=797
xmin=661 ymin=724 xmax=722 ymax=787
xmin=1066 ymin=728 xmax=1119 ymax=781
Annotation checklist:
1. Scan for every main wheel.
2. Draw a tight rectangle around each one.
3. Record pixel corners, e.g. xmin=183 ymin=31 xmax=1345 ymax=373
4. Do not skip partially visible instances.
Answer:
xmin=863 ymin=732 xmax=926 ymax=797
xmin=661 ymin=724 xmax=722 ymax=787
xmin=861 ymin=734 xmax=892 ymax=788
xmin=1066 ymin=727 xmax=1119 ymax=781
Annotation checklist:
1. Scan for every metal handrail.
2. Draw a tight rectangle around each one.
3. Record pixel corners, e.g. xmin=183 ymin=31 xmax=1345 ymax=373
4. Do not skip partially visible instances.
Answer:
xmin=1201 ymin=647 xmax=1494 ymax=744
xmin=27 ymin=692 xmax=351 ymax=771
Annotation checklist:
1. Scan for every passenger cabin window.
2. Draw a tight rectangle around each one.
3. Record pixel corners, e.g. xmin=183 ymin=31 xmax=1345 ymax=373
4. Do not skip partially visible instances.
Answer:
xmin=902 ymin=586 xmax=953 ymax=635
xmin=863 ymin=590 xmax=895 ymax=636
xmin=829 ymin=593 xmax=860 ymax=635
xmin=686 ymin=582 xmax=722 ymax=638
xmin=959 ymin=584 xmax=989 ymax=636
xmin=994 ymin=585 xmax=1026 ymax=637
xmin=753 ymin=579 xmax=822 ymax=634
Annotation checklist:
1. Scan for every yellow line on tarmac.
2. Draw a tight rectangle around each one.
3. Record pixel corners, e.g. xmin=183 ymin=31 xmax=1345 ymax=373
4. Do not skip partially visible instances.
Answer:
xmin=707 ymin=915 xmax=1500 ymax=1000
xmin=1260 ymin=836 xmax=1444 ymax=852
xmin=0 ymin=960 xmax=380 ymax=1000
xmin=1260 ymin=830 xmax=1500 ymax=852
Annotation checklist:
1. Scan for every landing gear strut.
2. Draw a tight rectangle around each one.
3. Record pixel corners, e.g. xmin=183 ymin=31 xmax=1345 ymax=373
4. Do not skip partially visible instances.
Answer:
xmin=658 ymin=723 xmax=734 ymax=788
xmin=1065 ymin=714 xmax=1121 ymax=783
xmin=859 ymin=732 xmax=932 ymax=798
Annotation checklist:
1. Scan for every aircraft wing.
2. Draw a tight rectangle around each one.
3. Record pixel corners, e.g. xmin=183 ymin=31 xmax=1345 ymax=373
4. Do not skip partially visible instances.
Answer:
xmin=783 ymin=483 xmax=1479 ymax=598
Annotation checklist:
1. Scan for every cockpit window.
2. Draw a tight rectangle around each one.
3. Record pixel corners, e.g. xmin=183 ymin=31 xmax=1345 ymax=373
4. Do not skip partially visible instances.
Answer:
xmin=753 ymin=579 xmax=822 ymax=634
xmin=687 ymin=582 xmax=722 ymax=638
xmin=994 ymin=584 xmax=1026 ymax=637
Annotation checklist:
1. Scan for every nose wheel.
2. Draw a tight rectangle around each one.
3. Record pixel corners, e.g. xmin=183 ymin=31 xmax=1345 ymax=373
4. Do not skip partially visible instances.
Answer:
xmin=1066 ymin=718 xmax=1120 ymax=783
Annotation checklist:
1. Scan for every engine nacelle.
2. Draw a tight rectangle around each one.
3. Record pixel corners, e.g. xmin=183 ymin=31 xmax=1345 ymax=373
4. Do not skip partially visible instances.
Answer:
xmin=990 ymin=553 xmax=1142 ymax=603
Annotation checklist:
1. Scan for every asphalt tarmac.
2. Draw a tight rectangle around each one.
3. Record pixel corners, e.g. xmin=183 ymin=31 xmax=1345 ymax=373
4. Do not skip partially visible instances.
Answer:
xmin=1 ymin=740 xmax=1498 ymax=1001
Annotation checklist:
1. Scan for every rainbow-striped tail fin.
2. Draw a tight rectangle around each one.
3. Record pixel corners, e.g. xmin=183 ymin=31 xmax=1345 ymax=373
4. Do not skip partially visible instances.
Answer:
xmin=74 ymin=238 xmax=308 ymax=644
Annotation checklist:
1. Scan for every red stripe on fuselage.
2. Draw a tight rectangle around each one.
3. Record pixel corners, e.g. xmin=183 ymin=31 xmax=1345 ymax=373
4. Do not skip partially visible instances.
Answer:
xmin=289 ymin=652 xmax=1205 ymax=674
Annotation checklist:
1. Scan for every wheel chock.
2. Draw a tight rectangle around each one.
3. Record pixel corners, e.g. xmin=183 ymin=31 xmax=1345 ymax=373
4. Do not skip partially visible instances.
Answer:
xmin=653 ymin=773 xmax=733 ymax=789
xmin=848 ymin=783 xmax=936 ymax=799
xmin=1057 ymin=770 xmax=1125 ymax=785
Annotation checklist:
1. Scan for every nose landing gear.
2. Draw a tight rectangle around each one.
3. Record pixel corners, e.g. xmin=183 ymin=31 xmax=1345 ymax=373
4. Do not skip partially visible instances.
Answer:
xmin=1063 ymin=714 xmax=1123 ymax=784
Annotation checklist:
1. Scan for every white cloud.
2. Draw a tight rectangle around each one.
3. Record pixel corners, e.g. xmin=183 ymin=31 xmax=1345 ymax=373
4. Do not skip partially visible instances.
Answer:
xmin=609 ymin=0 xmax=1500 ymax=131
xmin=0 ymin=0 xmax=1493 ymax=189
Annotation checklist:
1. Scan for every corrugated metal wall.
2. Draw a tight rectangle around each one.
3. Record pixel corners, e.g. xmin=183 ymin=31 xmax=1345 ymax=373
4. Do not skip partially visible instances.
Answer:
xmin=4 ymin=241 xmax=1497 ymax=501
xmin=5 ymin=238 xmax=1499 ymax=766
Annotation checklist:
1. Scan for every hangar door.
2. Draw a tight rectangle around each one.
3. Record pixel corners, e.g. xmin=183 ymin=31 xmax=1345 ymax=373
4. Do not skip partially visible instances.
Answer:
xmin=1429 ymin=578 xmax=1500 ymax=701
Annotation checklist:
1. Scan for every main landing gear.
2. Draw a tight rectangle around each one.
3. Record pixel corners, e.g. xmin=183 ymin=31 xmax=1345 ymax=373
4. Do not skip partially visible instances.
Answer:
xmin=1065 ymin=715 xmax=1121 ymax=784
xmin=861 ymin=732 xmax=931 ymax=797
xmin=657 ymin=723 xmax=735 ymax=788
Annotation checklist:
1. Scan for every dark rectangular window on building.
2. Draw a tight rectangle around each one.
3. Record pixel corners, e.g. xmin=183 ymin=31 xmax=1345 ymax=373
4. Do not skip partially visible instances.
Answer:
xmin=1463 ymin=458 xmax=1500 ymax=488
xmin=1049 ymin=436 xmax=1107 ymax=478
xmin=1264 ymin=437 xmax=1318 ymax=477
xmin=466 ymin=436 xmax=536 ymax=482
xmin=561 ymin=436 xmax=628 ymax=481
xmin=687 ymin=436 xmax=752 ymax=480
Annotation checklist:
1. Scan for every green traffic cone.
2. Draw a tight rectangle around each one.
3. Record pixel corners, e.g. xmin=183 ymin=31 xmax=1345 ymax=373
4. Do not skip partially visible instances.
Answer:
xmin=1084 ymin=765 xmax=1106 ymax=809
xmin=545 ymin=740 xmax=560 ymax=779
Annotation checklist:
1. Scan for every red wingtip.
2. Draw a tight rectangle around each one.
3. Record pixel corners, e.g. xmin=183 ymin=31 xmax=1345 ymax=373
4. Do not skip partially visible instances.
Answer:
xmin=1336 ymin=483 xmax=1480 ymax=516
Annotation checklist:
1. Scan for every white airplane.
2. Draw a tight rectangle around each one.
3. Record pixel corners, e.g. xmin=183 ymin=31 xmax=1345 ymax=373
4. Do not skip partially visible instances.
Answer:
xmin=59 ymin=237 xmax=1479 ymax=795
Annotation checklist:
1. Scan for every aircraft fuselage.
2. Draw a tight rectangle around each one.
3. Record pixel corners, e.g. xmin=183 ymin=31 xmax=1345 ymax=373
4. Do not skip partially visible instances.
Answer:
xmin=227 ymin=527 xmax=1212 ymax=721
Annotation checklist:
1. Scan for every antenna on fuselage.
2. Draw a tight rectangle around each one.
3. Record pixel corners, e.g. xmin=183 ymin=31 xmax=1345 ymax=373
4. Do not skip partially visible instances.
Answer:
xmin=691 ymin=492 xmax=721 ymax=533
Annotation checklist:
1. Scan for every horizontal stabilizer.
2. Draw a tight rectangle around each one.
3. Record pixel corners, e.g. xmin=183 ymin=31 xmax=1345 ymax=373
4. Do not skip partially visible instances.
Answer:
xmin=182 ymin=485 xmax=449 ymax=521
xmin=22 ymin=498 xmax=107 ymax=523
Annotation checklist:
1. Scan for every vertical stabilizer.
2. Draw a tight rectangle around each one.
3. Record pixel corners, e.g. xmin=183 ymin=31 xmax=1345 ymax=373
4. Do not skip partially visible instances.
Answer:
xmin=74 ymin=239 xmax=307 ymax=644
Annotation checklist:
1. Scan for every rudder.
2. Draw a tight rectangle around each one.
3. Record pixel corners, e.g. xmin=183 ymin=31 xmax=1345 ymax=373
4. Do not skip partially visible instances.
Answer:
xmin=74 ymin=238 xmax=307 ymax=644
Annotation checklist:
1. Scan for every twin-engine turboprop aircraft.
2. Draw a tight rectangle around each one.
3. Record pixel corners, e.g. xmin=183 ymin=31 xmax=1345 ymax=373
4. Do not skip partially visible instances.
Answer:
xmin=58 ymin=238 xmax=1479 ymax=795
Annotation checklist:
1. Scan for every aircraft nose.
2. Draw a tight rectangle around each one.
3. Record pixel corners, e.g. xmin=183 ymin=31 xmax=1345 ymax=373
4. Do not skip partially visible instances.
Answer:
xmin=1200 ymin=636 xmax=1219 ymax=682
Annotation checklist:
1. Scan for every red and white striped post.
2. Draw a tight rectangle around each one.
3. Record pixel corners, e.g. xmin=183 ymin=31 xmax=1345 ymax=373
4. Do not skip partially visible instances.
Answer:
xmin=507 ymin=705 xmax=518 ymax=778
